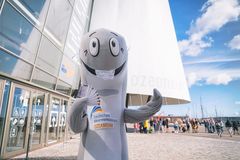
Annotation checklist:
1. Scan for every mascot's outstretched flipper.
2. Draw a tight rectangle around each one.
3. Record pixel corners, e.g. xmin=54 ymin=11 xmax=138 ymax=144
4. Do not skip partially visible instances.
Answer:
xmin=68 ymin=87 xmax=99 ymax=133
xmin=124 ymin=89 xmax=162 ymax=123
xmin=67 ymin=28 xmax=162 ymax=160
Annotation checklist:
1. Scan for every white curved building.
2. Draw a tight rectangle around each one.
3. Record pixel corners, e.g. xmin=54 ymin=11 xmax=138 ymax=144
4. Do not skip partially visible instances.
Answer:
xmin=89 ymin=0 xmax=191 ymax=105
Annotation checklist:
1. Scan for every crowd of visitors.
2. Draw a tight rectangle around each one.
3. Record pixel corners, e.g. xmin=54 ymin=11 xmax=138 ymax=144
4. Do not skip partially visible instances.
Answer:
xmin=203 ymin=119 xmax=240 ymax=137
xmin=133 ymin=117 xmax=240 ymax=138
xmin=133 ymin=117 xmax=195 ymax=134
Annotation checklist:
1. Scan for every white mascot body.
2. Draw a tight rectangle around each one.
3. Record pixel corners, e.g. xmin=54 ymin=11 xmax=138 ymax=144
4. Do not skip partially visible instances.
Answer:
xmin=68 ymin=28 xmax=162 ymax=160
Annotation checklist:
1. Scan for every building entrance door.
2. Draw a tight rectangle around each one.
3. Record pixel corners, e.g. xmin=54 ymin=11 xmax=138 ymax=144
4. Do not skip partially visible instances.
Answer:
xmin=47 ymin=96 xmax=61 ymax=144
xmin=28 ymin=91 xmax=47 ymax=149
xmin=47 ymin=96 xmax=69 ymax=144
xmin=4 ymin=84 xmax=31 ymax=156
xmin=2 ymin=83 xmax=47 ymax=158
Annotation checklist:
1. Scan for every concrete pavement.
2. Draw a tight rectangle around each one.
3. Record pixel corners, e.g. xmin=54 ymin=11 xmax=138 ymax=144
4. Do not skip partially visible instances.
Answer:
xmin=13 ymin=132 xmax=240 ymax=160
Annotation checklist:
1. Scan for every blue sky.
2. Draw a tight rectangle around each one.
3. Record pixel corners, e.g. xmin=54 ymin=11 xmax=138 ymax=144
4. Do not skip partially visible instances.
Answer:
xmin=160 ymin=0 xmax=240 ymax=117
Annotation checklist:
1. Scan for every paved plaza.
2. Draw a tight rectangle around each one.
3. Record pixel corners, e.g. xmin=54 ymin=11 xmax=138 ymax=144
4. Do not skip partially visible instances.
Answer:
xmin=13 ymin=132 xmax=240 ymax=160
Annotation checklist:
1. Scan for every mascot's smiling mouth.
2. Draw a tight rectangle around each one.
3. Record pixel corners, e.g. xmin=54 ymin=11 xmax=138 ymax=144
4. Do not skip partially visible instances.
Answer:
xmin=81 ymin=60 xmax=126 ymax=80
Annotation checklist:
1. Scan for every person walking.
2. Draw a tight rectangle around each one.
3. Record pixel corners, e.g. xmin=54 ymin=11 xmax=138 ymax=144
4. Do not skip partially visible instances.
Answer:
xmin=209 ymin=118 xmax=215 ymax=133
xmin=220 ymin=120 xmax=224 ymax=137
xmin=133 ymin=123 xmax=139 ymax=133
xmin=225 ymin=120 xmax=233 ymax=137
xmin=215 ymin=120 xmax=223 ymax=137
xmin=158 ymin=118 xmax=163 ymax=133
xmin=165 ymin=118 xmax=169 ymax=133
xmin=143 ymin=120 xmax=149 ymax=134
xmin=204 ymin=120 xmax=208 ymax=133
xmin=174 ymin=121 xmax=179 ymax=133
xmin=162 ymin=119 xmax=166 ymax=133
xmin=232 ymin=121 xmax=239 ymax=135
xmin=139 ymin=122 xmax=144 ymax=133
xmin=149 ymin=118 xmax=154 ymax=133
xmin=186 ymin=120 xmax=190 ymax=133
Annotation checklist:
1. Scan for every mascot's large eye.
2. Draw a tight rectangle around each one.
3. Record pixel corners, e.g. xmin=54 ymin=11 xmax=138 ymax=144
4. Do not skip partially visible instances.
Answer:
xmin=109 ymin=38 xmax=120 ymax=56
xmin=89 ymin=38 xmax=99 ymax=56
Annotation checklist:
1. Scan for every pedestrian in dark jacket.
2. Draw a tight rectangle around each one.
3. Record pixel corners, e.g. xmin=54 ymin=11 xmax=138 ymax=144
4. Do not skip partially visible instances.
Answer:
xmin=225 ymin=120 xmax=233 ymax=137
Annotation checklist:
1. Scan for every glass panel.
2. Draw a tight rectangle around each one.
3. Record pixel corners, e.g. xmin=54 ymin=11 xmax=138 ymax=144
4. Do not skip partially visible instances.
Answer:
xmin=48 ymin=97 xmax=60 ymax=143
xmin=0 ymin=80 xmax=10 ymax=152
xmin=9 ymin=0 xmax=50 ymax=29
xmin=59 ymin=100 xmax=67 ymax=140
xmin=32 ymin=68 xmax=56 ymax=90
xmin=74 ymin=0 xmax=91 ymax=29
xmin=6 ymin=87 xmax=30 ymax=152
xmin=36 ymin=36 xmax=62 ymax=76
xmin=59 ymin=55 xmax=80 ymax=90
xmin=72 ymin=63 xmax=81 ymax=89
xmin=59 ymin=55 xmax=75 ymax=85
xmin=0 ymin=2 xmax=41 ymax=63
xmin=30 ymin=92 xmax=45 ymax=146
xmin=0 ymin=49 xmax=33 ymax=80
xmin=44 ymin=0 xmax=72 ymax=48
xmin=56 ymin=80 xmax=71 ymax=95
xmin=64 ymin=0 xmax=92 ymax=60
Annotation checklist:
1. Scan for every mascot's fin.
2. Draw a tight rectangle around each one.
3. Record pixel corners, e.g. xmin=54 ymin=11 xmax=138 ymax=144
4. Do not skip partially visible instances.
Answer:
xmin=67 ymin=97 xmax=88 ymax=133
xmin=68 ymin=86 xmax=99 ymax=133
xmin=124 ymin=89 xmax=162 ymax=123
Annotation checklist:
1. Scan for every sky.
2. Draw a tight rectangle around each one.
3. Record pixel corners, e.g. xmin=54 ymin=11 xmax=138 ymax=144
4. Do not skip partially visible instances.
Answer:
xmin=160 ymin=0 xmax=240 ymax=118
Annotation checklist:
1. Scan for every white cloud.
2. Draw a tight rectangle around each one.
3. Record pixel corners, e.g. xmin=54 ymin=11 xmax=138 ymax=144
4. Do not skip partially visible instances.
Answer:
xmin=178 ymin=38 xmax=212 ymax=56
xmin=185 ymin=67 xmax=240 ymax=87
xmin=179 ymin=0 xmax=240 ymax=56
xmin=206 ymin=73 xmax=232 ymax=85
xmin=228 ymin=34 xmax=240 ymax=50
xmin=186 ymin=72 xmax=203 ymax=87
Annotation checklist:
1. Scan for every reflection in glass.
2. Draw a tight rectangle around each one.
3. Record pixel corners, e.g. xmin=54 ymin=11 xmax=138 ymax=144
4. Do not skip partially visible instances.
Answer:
xmin=48 ymin=97 xmax=60 ymax=143
xmin=44 ymin=0 xmax=72 ymax=48
xmin=64 ymin=0 xmax=92 ymax=61
xmin=6 ymin=87 xmax=30 ymax=152
xmin=59 ymin=55 xmax=76 ymax=85
xmin=30 ymin=93 xmax=45 ymax=146
xmin=0 ymin=2 xmax=41 ymax=63
xmin=0 ymin=81 xmax=10 ymax=152
xmin=64 ymin=12 xmax=83 ymax=61
xmin=0 ymin=0 xmax=3 ymax=8
xmin=32 ymin=68 xmax=56 ymax=90
xmin=36 ymin=36 xmax=62 ymax=76
xmin=0 ymin=49 xmax=33 ymax=80
xmin=9 ymin=0 xmax=50 ymax=28
xmin=56 ymin=80 xmax=71 ymax=95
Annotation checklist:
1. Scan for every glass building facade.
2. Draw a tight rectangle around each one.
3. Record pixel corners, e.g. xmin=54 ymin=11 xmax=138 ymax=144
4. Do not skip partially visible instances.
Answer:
xmin=0 ymin=0 xmax=92 ymax=158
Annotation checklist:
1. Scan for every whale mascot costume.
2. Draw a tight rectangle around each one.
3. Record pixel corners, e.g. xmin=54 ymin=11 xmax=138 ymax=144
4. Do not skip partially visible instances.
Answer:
xmin=68 ymin=28 xmax=162 ymax=160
